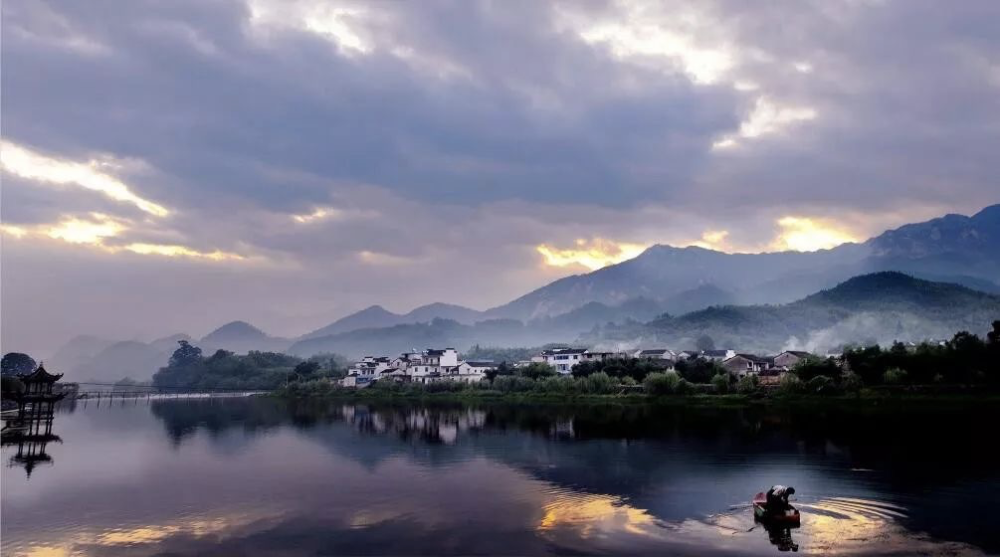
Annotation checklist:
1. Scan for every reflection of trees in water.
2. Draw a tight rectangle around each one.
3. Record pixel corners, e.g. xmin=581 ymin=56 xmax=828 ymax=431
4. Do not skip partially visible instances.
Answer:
xmin=148 ymin=398 xmax=999 ymax=478
xmin=144 ymin=398 xmax=1000 ymax=552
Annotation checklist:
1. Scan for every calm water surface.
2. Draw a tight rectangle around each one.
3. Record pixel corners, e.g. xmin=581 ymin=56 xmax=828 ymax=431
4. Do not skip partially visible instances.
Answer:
xmin=2 ymin=397 xmax=998 ymax=556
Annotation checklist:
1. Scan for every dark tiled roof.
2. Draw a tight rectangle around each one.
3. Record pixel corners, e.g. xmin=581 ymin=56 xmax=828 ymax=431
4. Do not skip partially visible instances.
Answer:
xmin=465 ymin=361 xmax=495 ymax=367
xmin=728 ymin=354 xmax=769 ymax=363
xmin=542 ymin=348 xmax=588 ymax=355
xmin=639 ymin=349 xmax=670 ymax=355
xmin=18 ymin=365 xmax=63 ymax=383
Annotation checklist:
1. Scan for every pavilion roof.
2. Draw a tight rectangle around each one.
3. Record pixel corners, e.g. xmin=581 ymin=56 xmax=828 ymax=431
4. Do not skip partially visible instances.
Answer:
xmin=18 ymin=364 xmax=63 ymax=383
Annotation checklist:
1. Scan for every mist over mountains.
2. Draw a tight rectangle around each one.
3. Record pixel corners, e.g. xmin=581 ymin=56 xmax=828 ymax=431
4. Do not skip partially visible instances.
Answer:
xmin=45 ymin=204 xmax=1000 ymax=379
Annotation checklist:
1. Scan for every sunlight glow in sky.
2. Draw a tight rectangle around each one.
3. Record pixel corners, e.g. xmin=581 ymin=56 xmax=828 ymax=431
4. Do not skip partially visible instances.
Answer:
xmin=686 ymin=229 xmax=731 ymax=250
xmin=713 ymin=97 xmax=818 ymax=150
xmin=771 ymin=216 xmax=859 ymax=252
xmin=46 ymin=214 xmax=125 ymax=244
xmin=8 ymin=214 xmax=245 ymax=262
xmin=0 ymin=224 xmax=29 ymax=238
xmin=537 ymin=238 xmax=647 ymax=271
xmin=578 ymin=23 xmax=733 ymax=84
xmin=122 ymin=243 xmax=245 ymax=261
xmin=0 ymin=141 xmax=170 ymax=217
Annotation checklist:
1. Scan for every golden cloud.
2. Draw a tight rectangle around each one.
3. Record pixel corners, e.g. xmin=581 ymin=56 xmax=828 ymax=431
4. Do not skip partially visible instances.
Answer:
xmin=122 ymin=243 xmax=245 ymax=261
xmin=3 ymin=214 xmax=245 ymax=262
xmin=536 ymin=238 xmax=647 ymax=271
xmin=0 ymin=224 xmax=29 ymax=238
xmin=771 ymin=216 xmax=858 ymax=252
xmin=685 ymin=229 xmax=730 ymax=250
xmin=0 ymin=141 xmax=170 ymax=217
xmin=46 ymin=213 xmax=126 ymax=244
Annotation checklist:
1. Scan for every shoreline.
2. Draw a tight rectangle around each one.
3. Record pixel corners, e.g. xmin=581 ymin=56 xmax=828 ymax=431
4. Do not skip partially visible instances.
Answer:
xmin=270 ymin=388 xmax=1000 ymax=407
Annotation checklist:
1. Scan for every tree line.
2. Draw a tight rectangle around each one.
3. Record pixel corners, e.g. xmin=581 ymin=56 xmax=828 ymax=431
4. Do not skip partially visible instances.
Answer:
xmin=152 ymin=340 xmax=348 ymax=390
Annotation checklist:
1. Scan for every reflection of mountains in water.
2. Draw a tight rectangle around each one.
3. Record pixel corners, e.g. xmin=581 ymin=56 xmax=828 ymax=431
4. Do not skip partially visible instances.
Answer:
xmin=146 ymin=398 xmax=1000 ymax=552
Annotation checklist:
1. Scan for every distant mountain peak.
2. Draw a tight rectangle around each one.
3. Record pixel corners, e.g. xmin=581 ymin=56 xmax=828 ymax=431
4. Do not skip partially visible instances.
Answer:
xmin=203 ymin=320 xmax=268 ymax=341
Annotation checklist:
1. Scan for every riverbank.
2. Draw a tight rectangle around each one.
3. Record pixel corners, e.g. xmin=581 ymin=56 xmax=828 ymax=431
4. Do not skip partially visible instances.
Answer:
xmin=272 ymin=386 xmax=1000 ymax=407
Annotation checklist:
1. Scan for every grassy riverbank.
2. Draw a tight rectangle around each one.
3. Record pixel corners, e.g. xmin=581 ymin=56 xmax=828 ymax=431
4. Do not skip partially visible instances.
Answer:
xmin=272 ymin=384 xmax=1000 ymax=407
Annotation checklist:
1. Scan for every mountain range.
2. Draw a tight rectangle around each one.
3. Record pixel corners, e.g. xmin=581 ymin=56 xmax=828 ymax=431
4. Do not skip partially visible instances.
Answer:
xmin=44 ymin=204 xmax=1000 ymax=375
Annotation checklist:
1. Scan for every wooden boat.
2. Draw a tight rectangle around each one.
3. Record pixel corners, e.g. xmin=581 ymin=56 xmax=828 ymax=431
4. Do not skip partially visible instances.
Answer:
xmin=753 ymin=492 xmax=801 ymax=525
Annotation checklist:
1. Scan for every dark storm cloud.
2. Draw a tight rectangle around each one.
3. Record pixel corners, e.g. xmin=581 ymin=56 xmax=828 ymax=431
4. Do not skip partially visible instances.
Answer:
xmin=2 ymin=0 xmax=998 ymax=354
xmin=1 ymin=0 xmax=733 ymax=211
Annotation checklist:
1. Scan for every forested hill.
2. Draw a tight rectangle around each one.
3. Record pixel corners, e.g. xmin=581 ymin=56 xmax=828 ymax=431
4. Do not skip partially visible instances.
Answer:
xmin=600 ymin=272 xmax=1000 ymax=354
xmin=797 ymin=271 xmax=998 ymax=310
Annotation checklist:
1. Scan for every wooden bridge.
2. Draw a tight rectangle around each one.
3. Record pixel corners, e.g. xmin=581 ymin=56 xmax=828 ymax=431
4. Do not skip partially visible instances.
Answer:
xmin=70 ymin=382 xmax=269 ymax=401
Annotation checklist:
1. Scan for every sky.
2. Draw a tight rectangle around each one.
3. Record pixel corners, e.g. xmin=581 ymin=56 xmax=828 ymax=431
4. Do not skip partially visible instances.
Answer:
xmin=2 ymin=0 xmax=999 ymax=356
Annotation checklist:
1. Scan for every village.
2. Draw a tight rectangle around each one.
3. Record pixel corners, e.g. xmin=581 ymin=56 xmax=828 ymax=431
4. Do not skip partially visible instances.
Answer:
xmin=339 ymin=346 xmax=821 ymax=388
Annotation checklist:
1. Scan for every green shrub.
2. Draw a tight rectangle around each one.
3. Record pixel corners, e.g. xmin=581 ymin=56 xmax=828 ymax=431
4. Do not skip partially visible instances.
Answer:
xmin=620 ymin=376 xmax=637 ymax=387
xmin=793 ymin=357 xmax=843 ymax=382
xmin=424 ymin=380 xmax=467 ymax=393
xmin=736 ymin=374 xmax=759 ymax=394
xmin=711 ymin=373 xmax=730 ymax=394
xmin=806 ymin=375 xmax=835 ymax=395
xmin=580 ymin=372 xmax=615 ymax=394
xmin=674 ymin=378 xmax=692 ymax=395
xmin=643 ymin=372 xmax=680 ymax=396
xmin=518 ymin=362 xmax=557 ymax=380
xmin=493 ymin=375 xmax=536 ymax=393
xmin=533 ymin=376 xmax=579 ymax=394
xmin=840 ymin=373 xmax=863 ymax=393
xmin=778 ymin=374 xmax=805 ymax=395
xmin=883 ymin=367 xmax=908 ymax=385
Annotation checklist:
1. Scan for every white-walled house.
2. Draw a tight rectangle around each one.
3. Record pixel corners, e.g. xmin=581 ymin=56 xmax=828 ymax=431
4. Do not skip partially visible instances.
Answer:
xmin=536 ymin=348 xmax=589 ymax=374
xmin=343 ymin=356 xmax=392 ymax=387
xmin=772 ymin=351 xmax=812 ymax=369
xmin=634 ymin=349 xmax=677 ymax=360
xmin=533 ymin=348 xmax=628 ymax=374
xmin=451 ymin=361 xmax=494 ymax=383
xmin=341 ymin=348 xmax=495 ymax=386
xmin=423 ymin=348 xmax=459 ymax=367
xmin=722 ymin=354 xmax=770 ymax=377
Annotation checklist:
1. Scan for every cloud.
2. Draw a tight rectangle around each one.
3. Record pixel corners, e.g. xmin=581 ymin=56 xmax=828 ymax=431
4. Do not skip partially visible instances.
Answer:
xmin=5 ymin=213 xmax=247 ymax=262
xmin=0 ymin=224 xmax=29 ymax=238
xmin=2 ymin=0 xmax=999 ymax=354
xmin=770 ymin=216 xmax=859 ymax=252
xmin=685 ymin=229 xmax=732 ymax=251
xmin=536 ymin=238 xmax=647 ymax=271
xmin=121 ymin=243 xmax=245 ymax=261
xmin=712 ymin=97 xmax=817 ymax=149
xmin=46 ymin=213 xmax=126 ymax=244
xmin=291 ymin=207 xmax=342 ymax=224
xmin=1 ymin=141 xmax=169 ymax=217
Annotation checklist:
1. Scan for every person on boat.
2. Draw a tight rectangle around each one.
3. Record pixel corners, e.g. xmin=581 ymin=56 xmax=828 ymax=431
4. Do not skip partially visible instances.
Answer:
xmin=766 ymin=485 xmax=795 ymax=512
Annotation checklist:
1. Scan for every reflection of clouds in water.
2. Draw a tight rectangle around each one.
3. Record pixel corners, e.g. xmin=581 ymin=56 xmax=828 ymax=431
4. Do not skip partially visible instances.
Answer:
xmin=537 ymin=489 xmax=660 ymax=537
xmin=6 ymin=402 xmax=999 ymax=556
xmin=13 ymin=510 xmax=278 ymax=557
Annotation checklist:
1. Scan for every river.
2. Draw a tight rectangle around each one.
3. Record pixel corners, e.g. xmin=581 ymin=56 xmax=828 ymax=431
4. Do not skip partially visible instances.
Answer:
xmin=2 ymin=397 xmax=997 ymax=556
